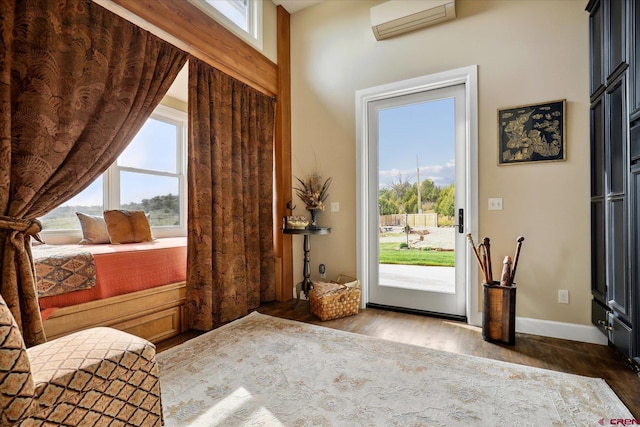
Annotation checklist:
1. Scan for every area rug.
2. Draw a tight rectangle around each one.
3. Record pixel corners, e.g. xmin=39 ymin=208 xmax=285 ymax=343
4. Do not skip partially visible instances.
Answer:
xmin=157 ymin=312 xmax=632 ymax=426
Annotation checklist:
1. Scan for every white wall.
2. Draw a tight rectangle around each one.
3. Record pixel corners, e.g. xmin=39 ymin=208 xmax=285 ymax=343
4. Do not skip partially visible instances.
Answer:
xmin=290 ymin=0 xmax=591 ymax=326
xmin=263 ymin=0 xmax=278 ymax=63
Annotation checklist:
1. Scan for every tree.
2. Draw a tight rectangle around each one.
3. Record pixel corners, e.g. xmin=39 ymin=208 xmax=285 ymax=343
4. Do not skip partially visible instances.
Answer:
xmin=420 ymin=179 xmax=440 ymax=203
xmin=434 ymin=184 xmax=455 ymax=217
xmin=382 ymin=173 xmax=418 ymax=214
xmin=378 ymin=188 xmax=399 ymax=215
xmin=387 ymin=173 xmax=413 ymax=202
xmin=403 ymin=193 xmax=418 ymax=214
xmin=139 ymin=194 xmax=179 ymax=213
xmin=379 ymin=198 xmax=398 ymax=215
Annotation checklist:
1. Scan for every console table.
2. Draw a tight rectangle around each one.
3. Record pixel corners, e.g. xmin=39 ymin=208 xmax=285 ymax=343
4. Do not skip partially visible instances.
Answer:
xmin=283 ymin=227 xmax=331 ymax=299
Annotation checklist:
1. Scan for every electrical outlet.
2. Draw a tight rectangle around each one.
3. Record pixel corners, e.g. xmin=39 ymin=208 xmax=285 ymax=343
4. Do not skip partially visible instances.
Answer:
xmin=319 ymin=263 xmax=326 ymax=279
xmin=330 ymin=202 xmax=339 ymax=212
xmin=558 ymin=289 xmax=569 ymax=304
xmin=488 ymin=198 xmax=503 ymax=210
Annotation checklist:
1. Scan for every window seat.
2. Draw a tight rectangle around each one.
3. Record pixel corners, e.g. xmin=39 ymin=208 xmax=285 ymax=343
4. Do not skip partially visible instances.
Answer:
xmin=35 ymin=237 xmax=187 ymax=344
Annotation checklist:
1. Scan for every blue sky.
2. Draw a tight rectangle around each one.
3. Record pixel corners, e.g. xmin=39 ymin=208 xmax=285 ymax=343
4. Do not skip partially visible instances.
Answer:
xmin=62 ymin=118 xmax=178 ymax=207
xmin=378 ymin=97 xmax=455 ymax=189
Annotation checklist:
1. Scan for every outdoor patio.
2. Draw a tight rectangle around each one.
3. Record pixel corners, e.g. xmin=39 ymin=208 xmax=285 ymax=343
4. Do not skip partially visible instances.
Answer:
xmin=379 ymin=226 xmax=455 ymax=293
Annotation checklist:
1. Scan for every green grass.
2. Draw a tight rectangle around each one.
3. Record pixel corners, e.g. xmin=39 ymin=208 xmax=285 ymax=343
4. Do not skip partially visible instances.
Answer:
xmin=379 ymin=242 xmax=455 ymax=267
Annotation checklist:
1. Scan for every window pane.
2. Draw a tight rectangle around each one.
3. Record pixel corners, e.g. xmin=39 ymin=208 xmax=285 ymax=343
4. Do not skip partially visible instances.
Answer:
xmin=120 ymin=171 xmax=180 ymax=227
xmin=40 ymin=176 xmax=104 ymax=230
xmin=118 ymin=118 xmax=177 ymax=173
xmin=205 ymin=0 xmax=248 ymax=31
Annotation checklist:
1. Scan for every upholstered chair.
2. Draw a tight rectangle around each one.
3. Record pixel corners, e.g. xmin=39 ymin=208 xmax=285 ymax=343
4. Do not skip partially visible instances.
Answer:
xmin=0 ymin=295 xmax=163 ymax=426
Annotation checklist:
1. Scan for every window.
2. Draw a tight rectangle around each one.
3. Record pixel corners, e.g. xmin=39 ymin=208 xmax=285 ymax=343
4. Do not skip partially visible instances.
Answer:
xmin=206 ymin=0 xmax=250 ymax=32
xmin=40 ymin=104 xmax=187 ymax=243
xmin=189 ymin=0 xmax=262 ymax=51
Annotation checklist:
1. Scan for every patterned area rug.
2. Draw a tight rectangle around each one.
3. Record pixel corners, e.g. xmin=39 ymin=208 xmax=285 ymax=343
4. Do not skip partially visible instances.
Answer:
xmin=158 ymin=312 xmax=632 ymax=426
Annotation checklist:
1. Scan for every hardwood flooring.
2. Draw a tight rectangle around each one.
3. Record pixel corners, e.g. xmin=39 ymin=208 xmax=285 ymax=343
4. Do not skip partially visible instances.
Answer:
xmin=157 ymin=300 xmax=640 ymax=417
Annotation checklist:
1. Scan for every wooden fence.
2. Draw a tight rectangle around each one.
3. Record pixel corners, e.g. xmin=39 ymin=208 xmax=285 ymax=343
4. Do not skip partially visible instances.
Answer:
xmin=380 ymin=213 xmax=438 ymax=228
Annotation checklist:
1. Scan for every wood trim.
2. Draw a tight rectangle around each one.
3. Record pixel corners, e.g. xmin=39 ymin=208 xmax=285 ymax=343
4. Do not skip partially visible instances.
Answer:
xmin=43 ymin=282 xmax=186 ymax=342
xmin=104 ymin=0 xmax=278 ymax=96
xmin=275 ymin=5 xmax=293 ymax=300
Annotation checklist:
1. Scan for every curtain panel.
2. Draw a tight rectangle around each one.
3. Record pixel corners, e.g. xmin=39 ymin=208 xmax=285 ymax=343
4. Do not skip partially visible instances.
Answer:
xmin=0 ymin=0 xmax=187 ymax=345
xmin=187 ymin=58 xmax=275 ymax=330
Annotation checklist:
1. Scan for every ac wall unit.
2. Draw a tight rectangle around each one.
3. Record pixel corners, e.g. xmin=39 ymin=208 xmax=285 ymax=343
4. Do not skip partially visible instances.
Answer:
xmin=370 ymin=0 xmax=456 ymax=41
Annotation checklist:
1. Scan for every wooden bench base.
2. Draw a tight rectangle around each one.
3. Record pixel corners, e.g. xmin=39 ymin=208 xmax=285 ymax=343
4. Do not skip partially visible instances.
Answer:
xmin=43 ymin=281 xmax=186 ymax=343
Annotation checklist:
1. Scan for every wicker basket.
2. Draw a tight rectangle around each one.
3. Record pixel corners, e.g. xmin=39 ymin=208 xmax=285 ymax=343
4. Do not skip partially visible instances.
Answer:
xmin=310 ymin=275 xmax=360 ymax=321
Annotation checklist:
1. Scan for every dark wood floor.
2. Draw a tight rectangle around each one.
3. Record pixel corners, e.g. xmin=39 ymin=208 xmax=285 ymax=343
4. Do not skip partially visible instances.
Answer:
xmin=157 ymin=300 xmax=640 ymax=417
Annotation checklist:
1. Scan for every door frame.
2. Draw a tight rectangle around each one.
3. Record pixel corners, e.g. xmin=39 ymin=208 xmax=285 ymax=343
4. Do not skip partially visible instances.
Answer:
xmin=355 ymin=65 xmax=480 ymax=326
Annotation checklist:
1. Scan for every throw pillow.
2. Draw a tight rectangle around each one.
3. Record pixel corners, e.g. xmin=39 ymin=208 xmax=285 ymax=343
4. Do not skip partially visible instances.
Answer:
xmin=76 ymin=212 xmax=110 ymax=245
xmin=103 ymin=210 xmax=154 ymax=244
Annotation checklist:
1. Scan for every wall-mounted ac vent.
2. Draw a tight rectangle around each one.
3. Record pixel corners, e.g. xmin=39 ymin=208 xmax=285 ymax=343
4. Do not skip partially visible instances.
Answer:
xmin=370 ymin=0 xmax=456 ymax=41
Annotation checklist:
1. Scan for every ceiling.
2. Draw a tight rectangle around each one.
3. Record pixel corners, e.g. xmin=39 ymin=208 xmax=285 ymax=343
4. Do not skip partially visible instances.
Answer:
xmin=272 ymin=0 xmax=324 ymax=14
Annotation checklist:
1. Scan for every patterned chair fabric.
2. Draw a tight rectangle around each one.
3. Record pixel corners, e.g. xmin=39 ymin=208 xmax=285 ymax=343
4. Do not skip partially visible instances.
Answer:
xmin=0 ymin=295 xmax=163 ymax=426
xmin=0 ymin=296 xmax=37 ymax=426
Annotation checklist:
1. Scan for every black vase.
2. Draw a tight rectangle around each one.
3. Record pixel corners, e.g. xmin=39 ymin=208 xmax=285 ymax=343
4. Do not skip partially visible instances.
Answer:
xmin=309 ymin=208 xmax=319 ymax=227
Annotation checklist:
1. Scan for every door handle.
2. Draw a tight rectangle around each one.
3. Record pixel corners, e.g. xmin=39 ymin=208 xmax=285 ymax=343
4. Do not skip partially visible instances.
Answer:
xmin=457 ymin=208 xmax=463 ymax=233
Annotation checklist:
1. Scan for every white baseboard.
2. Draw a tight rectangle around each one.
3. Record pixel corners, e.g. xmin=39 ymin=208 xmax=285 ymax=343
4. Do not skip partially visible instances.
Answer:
xmin=515 ymin=316 xmax=608 ymax=345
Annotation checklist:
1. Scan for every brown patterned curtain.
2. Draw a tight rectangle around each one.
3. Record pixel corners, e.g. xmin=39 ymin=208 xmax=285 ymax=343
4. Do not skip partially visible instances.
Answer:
xmin=0 ymin=0 xmax=188 ymax=346
xmin=187 ymin=58 xmax=275 ymax=330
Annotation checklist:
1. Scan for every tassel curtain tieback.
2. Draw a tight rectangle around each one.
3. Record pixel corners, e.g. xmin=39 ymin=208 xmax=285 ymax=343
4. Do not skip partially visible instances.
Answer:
xmin=0 ymin=216 xmax=43 ymax=248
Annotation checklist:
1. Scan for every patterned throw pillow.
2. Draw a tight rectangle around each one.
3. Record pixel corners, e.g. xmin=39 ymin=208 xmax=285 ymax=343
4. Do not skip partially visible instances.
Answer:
xmin=103 ymin=210 xmax=154 ymax=244
xmin=0 ymin=294 xmax=36 ymax=425
xmin=76 ymin=212 xmax=111 ymax=244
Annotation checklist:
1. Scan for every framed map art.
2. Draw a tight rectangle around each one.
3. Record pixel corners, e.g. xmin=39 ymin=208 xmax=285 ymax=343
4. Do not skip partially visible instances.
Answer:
xmin=498 ymin=99 xmax=566 ymax=165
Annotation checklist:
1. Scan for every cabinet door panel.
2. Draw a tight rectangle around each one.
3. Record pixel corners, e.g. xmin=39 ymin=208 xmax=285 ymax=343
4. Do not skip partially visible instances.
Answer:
xmin=606 ymin=76 xmax=627 ymax=195
xmin=606 ymin=0 xmax=627 ymax=80
xmin=590 ymin=1 xmax=605 ymax=96
xmin=592 ymin=201 xmax=607 ymax=302
xmin=631 ymin=0 xmax=640 ymax=114
xmin=608 ymin=198 xmax=629 ymax=319
xmin=591 ymin=97 xmax=605 ymax=197
xmin=608 ymin=312 xmax=633 ymax=359
xmin=631 ymin=122 xmax=640 ymax=162
xmin=632 ymin=166 xmax=640 ymax=357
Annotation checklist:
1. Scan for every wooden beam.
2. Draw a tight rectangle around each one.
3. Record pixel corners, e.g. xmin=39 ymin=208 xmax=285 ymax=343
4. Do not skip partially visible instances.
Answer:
xmin=105 ymin=0 xmax=278 ymax=96
xmin=275 ymin=5 xmax=293 ymax=301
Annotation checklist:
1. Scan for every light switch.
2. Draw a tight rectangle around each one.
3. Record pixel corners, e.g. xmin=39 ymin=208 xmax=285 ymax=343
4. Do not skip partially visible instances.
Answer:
xmin=488 ymin=198 xmax=503 ymax=210
xmin=330 ymin=202 xmax=339 ymax=212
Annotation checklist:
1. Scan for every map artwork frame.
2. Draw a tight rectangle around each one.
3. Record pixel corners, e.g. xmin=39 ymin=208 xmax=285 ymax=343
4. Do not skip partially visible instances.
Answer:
xmin=498 ymin=99 xmax=566 ymax=165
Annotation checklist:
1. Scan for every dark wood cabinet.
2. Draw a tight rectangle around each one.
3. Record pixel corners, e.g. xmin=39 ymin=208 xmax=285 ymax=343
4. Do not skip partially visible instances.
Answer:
xmin=591 ymin=96 xmax=606 ymax=198
xmin=591 ymin=95 xmax=606 ymax=305
xmin=588 ymin=0 xmax=636 ymax=363
xmin=608 ymin=198 xmax=629 ymax=318
xmin=605 ymin=76 xmax=629 ymax=324
xmin=606 ymin=76 xmax=626 ymax=194
xmin=589 ymin=0 xmax=605 ymax=98
xmin=606 ymin=0 xmax=627 ymax=82
xmin=631 ymin=0 xmax=640 ymax=117
xmin=632 ymin=160 xmax=640 ymax=362
xmin=591 ymin=201 xmax=607 ymax=303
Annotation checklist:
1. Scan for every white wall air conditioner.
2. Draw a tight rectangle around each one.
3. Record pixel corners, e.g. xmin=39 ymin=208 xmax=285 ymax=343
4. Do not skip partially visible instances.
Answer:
xmin=370 ymin=0 xmax=456 ymax=41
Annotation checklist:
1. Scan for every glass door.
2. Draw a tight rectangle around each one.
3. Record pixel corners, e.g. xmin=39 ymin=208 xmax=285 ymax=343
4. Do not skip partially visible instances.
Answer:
xmin=367 ymin=84 xmax=467 ymax=318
